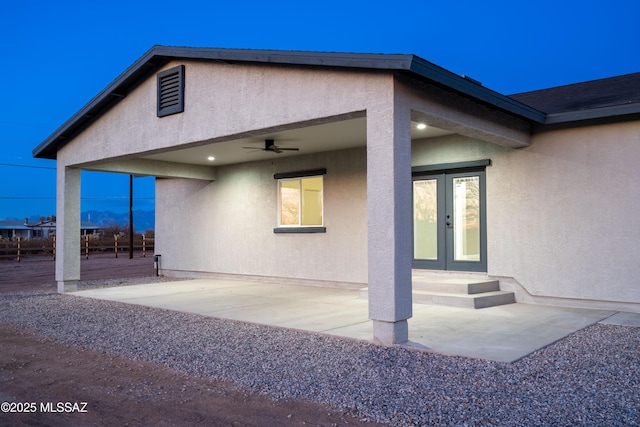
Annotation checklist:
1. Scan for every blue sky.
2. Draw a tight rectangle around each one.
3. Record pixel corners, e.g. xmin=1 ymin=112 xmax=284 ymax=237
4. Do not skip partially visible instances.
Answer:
xmin=1 ymin=0 xmax=639 ymax=220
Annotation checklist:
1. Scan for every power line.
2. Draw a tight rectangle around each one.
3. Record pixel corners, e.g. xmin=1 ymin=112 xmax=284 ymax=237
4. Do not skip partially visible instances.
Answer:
xmin=0 ymin=163 xmax=56 ymax=170
xmin=0 ymin=197 xmax=55 ymax=200
xmin=82 ymin=197 xmax=155 ymax=201
xmin=0 ymin=120 xmax=50 ymax=129
xmin=0 ymin=196 xmax=154 ymax=200
xmin=0 ymin=139 xmax=37 ymax=144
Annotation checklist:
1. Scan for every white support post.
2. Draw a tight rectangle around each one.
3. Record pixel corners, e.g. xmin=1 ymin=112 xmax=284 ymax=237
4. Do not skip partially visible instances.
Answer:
xmin=366 ymin=102 xmax=413 ymax=345
xmin=56 ymin=166 xmax=81 ymax=293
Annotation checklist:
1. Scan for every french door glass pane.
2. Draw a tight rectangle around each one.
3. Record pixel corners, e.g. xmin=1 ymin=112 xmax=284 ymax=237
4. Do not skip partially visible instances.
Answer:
xmin=413 ymin=179 xmax=438 ymax=260
xmin=453 ymin=176 xmax=480 ymax=261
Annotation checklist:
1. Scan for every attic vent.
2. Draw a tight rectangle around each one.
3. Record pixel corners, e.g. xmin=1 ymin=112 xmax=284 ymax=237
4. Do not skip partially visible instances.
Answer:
xmin=157 ymin=65 xmax=185 ymax=117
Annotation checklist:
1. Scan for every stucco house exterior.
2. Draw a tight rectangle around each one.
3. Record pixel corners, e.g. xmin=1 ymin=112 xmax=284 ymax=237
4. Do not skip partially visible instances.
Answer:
xmin=29 ymin=219 xmax=102 ymax=239
xmin=0 ymin=220 xmax=31 ymax=240
xmin=0 ymin=218 xmax=100 ymax=240
xmin=33 ymin=46 xmax=640 ymax=345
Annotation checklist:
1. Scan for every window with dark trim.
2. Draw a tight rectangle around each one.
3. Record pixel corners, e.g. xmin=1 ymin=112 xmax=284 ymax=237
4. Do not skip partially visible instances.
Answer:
xmin=274 ymin=169 xmax=326 ymax=234
xmin=157 ymin=65 xmax=185 ymax=117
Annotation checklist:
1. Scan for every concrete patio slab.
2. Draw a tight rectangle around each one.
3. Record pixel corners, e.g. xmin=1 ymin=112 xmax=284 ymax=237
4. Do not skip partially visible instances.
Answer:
xmin=406 ymin=303 xmax=614 ymax=362
xmin=599 ymin=311 xmax=640 ymax=327
xmin=73 ymin=278 xmax=618 ymax=363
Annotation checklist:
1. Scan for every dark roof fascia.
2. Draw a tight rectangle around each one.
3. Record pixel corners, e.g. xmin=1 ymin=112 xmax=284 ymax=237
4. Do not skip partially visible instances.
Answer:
xmin=407 ymin=57 xmax=546 ymax=123
xmin=33 ymin=45 xmax=545 ymax=160
xmin=153 ymin=47 xmax=547 ymax=124
xmin=153 ymin=45 xmax=415 ymax=70
xmin=544 ymin=103 xmax=640 ymax=124
xmin=32 ymin=46 xmax=173 ymax=159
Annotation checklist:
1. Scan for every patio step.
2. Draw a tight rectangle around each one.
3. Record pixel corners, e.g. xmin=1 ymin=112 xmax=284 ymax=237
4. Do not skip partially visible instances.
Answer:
xmin=412 ymin=289 xmax=515 ymax=309
xmin=359 ymin=275 xmax=515 ymax=309
xmin=412 ymin=277 xmax=500 ymax=294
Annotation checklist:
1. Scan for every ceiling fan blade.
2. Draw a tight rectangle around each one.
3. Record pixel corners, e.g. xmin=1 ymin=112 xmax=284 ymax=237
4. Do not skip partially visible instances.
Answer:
xmin=242 ymin=147 xmax=264 ymax=153
xmin=242 ymin=140 xmax=299 ymax=154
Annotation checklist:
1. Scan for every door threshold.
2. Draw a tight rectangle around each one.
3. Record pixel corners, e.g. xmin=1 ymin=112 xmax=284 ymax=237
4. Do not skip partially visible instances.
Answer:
xmin=412 ymin=269 xmax=490 ymax=279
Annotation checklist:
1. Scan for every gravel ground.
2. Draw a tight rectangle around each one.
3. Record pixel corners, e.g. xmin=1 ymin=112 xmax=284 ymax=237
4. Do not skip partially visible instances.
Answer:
xmin=1 ymin=279 xmax=638 ymax=426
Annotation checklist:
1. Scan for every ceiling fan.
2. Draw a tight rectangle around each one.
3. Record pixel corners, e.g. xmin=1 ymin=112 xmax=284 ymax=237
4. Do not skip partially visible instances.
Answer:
xmin=243 ymin=139 xmax=300 ymax=154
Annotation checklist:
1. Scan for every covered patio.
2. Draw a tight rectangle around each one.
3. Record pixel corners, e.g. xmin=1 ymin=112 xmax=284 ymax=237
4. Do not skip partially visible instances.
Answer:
xmin=34 ymin=46 xmax=640 ymax=350
xmin=35 ymin=46 xmax=547 ymax=347
xmin=72 ymin=278 xmax=624 ymax=363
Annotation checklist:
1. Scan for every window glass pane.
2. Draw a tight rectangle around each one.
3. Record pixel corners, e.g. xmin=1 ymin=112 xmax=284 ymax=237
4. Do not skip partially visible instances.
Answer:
xmin=413 ymin=179 xmax=438 ymax=259
xmin=280 ymin=180 xmax=300 ymax=225
xmin=453 ymin=176 xmax=480 ymax=261
xmin=301 ymin=176 xmax=323 ymax=226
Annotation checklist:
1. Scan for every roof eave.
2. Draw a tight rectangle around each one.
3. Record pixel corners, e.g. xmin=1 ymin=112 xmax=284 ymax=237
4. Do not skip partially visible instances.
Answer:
xmin=32 ymin=46 xmax=417 ymax=160
xmin=544 ymin=103 xmax=640 ymax=124
xmin=151 ymin=45 xmax=416 ymax=70
xmin=33 ymin=46 xmax=545 ymax=160
xmin=408 ymin=57 xmax=546 ymax=123
xmin=33 ymin=46 xmax=174 ymax=159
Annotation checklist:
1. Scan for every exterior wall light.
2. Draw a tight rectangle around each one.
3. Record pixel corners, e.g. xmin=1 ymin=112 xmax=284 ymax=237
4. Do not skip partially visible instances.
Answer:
xmin=416 ymin=123 xmax=427 ymax=130
xmin=207 ymin=156 xmax=215 ymax=161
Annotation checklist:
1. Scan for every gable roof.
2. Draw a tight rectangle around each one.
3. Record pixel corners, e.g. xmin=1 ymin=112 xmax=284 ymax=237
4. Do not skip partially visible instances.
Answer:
xmin=509 ymin=72 xmax=640 ymax=124
xmin=0 ymin=219 xmax=99 ymax=229
xmin=0 ymin=220 xmax=29 ymax=230
xmin=32 ymin=46 xmax=640 ymax=160
xmin=32 ymin=45 xmax=545 ymax=160
xmin=34 ymin=220 xmax=101 ymax=229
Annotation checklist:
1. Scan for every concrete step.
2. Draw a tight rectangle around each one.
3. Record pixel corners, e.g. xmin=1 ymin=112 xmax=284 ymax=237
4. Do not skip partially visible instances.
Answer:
xmin=359 ymin=288 xmax=515 ymax=309
xmin=359 ymin=275 xmax=515 ymax=309
xmin=413 ymin=289 xmax=515 ymax=309
xmin=412 ymin=277 xmax=500 ymax=295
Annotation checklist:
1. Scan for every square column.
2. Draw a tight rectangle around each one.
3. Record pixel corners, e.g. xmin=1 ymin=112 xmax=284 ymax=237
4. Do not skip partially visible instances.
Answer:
xmin=366 ymin=104 xmax=413 ymax=345
xmin=56 ymin=166 xmax=81 ymax=293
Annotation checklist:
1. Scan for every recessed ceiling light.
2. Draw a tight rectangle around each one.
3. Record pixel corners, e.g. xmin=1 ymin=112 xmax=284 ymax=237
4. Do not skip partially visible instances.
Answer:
xmin=207 ymin=156 xmax=215 ymax=161
xmin=416 ymin=123 xmax=427 ymax=130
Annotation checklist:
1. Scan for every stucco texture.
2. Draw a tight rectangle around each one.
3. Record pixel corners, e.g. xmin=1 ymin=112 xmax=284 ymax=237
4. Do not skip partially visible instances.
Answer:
xmin=51 ymin=56 xmax=639 ymax=311
xmin=57 ymin=60 xmax=388 ymax=167
xmin=156 ymin=148 xmax=367 ymax=285
xmin=413 ymin=121 xmax=640 ymax=305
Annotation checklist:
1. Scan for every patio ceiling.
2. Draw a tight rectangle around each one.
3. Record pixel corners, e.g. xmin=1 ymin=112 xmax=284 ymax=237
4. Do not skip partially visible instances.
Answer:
xmin=141 ymin=118 xmax=451 ymax=167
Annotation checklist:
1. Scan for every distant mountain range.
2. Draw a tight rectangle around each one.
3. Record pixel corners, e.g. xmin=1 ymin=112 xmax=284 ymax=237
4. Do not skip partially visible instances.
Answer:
xmin=3 ymin=210 xmax=155 ymax=231
xmin=83 ymin=210 xmax=155 ymax=231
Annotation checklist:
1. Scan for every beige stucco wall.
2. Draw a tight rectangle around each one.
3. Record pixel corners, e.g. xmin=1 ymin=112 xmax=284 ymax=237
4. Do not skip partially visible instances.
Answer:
xmin=51 ymin=56 xmax=639 ymax=311
xmin=57 ymin=60 xmax=390 ymax=167
xmin=156 ymin=117 xmax=640 ymax=307
xmin=58 ymin=59 xmax=529 ymax=169
xmin=413 ymin=120 xmax=640 ymax=307
xmin=156 ymin=147 xmax=368 ymax=286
